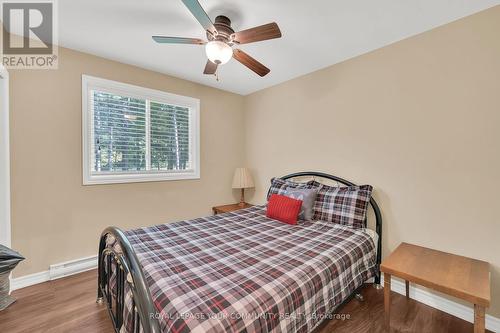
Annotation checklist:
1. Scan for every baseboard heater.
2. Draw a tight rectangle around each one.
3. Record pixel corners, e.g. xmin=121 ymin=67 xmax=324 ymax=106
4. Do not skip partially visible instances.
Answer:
xmin=49 ymin=255 xmax=97 ymax=280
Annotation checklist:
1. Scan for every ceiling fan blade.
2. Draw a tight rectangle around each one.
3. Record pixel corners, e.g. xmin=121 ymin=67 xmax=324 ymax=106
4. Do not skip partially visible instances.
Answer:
xmin=181 ymin=0 xmax=217 ymax=35
xmin=203 ymin=60 xmax=218 ymax=75
xmin=152 ymin=36 xmax=205 ymax=45
xmin=233 ymin=49 xmax=270 ymax=77
xmin=231 ymin=22 xmax=281 ymax=45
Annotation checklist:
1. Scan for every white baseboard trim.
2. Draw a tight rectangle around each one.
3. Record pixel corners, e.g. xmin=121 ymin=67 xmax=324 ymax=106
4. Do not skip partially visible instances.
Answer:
xmin=10 ymin=270 xmax=50 ymax=291
xmin=382 ymin=275 xmax=500 ymax=332
xmin=10 ymin=255 xmax=97 ymax=291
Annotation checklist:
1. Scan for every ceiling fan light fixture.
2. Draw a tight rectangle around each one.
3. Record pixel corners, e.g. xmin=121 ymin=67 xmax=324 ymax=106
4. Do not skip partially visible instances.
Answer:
xmin=205 ymin=41 xmax=232 ymax=65
xmin=152 ymin=1 xmax=281 ymax=77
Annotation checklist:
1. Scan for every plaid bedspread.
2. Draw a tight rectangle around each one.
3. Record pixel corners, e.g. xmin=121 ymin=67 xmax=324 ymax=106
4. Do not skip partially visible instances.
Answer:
xmin=108 ymin=205 xmax=377 ymax=333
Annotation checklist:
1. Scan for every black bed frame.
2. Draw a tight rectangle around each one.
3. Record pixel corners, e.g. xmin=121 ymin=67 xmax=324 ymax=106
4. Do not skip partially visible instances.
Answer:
xmin=97 ymin=171 xmax=383 ymax=333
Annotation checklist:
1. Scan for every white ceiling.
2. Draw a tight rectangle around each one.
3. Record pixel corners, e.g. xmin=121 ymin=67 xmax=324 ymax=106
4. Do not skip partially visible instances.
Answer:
xmin=58 ymin=0 xmax=500 ymax=95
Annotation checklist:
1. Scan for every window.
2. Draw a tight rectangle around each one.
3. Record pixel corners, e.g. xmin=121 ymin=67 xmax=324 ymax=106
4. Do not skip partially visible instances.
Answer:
xmin=82 ymin=75 xmax=200 ymax=185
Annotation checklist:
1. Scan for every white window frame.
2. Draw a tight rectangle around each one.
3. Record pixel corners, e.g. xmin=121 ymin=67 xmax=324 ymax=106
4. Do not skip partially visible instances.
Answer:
xmin=82 ymin=75 xmax=200 ymax=185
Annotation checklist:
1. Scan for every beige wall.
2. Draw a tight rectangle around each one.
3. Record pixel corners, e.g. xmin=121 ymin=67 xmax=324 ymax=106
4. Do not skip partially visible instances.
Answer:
xmin=10 ymin=47 xmax=245 ymax=277
xmin=244 ymin=7 xmax=500 ymax=317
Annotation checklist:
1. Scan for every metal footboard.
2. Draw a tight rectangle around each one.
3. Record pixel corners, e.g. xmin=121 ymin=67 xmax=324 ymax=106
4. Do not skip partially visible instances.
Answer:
xmin=97 ymin=227 xmax=161 ymax=333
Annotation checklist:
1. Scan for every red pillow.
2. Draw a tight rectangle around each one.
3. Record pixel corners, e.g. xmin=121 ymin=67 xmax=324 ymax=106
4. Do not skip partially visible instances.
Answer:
xmin=266 ymin=194 xmax=303 ymax=225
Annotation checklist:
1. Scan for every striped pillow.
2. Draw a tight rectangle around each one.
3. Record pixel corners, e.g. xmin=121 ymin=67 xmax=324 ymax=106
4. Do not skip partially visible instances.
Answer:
xmin=313 ymin=184 xmax=373 ymax=228
xmin=266 ymin=194 xmax=303 ymax=225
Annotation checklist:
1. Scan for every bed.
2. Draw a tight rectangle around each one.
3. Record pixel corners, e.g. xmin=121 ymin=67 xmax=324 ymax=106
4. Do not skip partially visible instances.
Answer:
xmin=97 ymin=172 xmax=383 ymax=333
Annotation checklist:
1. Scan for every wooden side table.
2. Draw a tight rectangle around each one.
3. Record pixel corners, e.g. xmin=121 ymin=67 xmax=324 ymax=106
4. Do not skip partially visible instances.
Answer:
xmin=212 ymin=203 xmax=253 ymax=215
xmin=381 ymin=242 xmax=490 ymax=333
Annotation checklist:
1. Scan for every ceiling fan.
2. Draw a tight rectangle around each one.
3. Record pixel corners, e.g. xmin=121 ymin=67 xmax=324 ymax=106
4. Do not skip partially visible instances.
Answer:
xmin=152 ymin=0 xmax=282 ymax=77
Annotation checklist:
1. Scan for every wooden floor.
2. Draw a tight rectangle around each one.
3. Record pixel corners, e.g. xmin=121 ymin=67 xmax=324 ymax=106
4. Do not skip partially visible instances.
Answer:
xmin=0 ymin=270 xmax=487 ymax=333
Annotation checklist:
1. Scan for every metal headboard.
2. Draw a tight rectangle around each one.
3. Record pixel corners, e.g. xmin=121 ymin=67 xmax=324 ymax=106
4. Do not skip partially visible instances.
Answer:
xmin=273 ymin=171 xmax=382 ymax=285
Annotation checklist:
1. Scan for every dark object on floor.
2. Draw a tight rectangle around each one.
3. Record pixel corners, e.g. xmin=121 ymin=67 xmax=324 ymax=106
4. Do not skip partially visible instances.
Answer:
xmin=0 ymin=245 xmax=25 ymax=311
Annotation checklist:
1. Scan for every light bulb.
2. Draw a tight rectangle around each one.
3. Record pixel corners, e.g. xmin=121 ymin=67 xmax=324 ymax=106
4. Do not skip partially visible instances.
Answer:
xmin=205 ymin=41 xmax=232 ymax=65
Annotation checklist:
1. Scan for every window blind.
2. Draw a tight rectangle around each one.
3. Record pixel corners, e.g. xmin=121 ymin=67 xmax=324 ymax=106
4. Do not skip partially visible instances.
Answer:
xmin=150 ymin=102 xmax=190 ymax=171
xmin=92 ymin=91 xmax=147 ymax=173
xmin=90 ymin=91 xmax=191 ymax=174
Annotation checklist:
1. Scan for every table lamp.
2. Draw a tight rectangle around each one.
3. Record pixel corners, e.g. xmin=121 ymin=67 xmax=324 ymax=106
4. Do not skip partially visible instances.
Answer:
xmin=232 ymin=168 xmax=254 ymax=206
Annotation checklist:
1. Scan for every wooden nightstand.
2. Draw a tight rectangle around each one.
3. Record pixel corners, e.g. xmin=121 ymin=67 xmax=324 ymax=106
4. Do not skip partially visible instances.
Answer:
xmin=212 ymin=203 xmax=253 ymax=215
xmin=381 ymin=242 xmax=490 ymax=333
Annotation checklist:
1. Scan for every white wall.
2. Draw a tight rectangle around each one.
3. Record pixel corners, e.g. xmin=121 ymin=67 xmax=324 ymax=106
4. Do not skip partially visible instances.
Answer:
xmin=0 ymin=64 xmax=10 ymax=247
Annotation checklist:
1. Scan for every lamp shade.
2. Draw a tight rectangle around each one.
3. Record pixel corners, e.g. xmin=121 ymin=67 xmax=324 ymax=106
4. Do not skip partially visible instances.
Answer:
xmin=232 ymin=168 xmax=254 ymax=189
